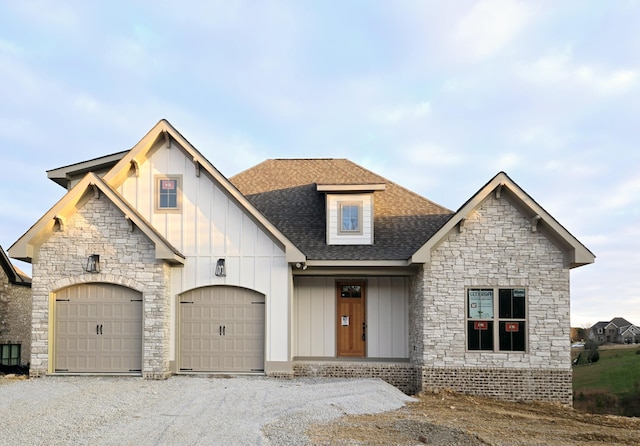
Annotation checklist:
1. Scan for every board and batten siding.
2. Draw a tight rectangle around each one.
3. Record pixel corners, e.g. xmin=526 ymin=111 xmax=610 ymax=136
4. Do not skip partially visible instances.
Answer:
xmin=294 ymin=277 xmax=408 ymax=358
xmin=118 ymin=141 xmax=290 ymax=364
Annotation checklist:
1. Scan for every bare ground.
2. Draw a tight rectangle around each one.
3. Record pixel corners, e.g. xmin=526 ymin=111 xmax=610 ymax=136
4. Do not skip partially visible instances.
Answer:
xmin=307 ymin=390 xmax=640 ymax=446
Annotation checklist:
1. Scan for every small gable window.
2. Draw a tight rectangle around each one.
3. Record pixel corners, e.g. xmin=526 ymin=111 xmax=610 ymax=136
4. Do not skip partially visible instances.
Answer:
xmin=339 ymin=202 xmax=362 ymax=234
xmin=156 ymin=175 xmax=182 ymax=212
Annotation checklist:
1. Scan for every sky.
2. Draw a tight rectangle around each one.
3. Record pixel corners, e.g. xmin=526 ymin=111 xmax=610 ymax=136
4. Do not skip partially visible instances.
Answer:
xmin=0 ymin=0 xmax=638 ymax=328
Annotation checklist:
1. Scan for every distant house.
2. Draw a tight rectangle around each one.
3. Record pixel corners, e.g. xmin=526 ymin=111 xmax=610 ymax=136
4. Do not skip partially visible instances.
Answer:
xmin=588 ymin=318 xmax=640 ymax=345
xmin=0 ymin=245 xmax=32 ymax=366
xmin=9 ymin=119 xmax=595 ymax=404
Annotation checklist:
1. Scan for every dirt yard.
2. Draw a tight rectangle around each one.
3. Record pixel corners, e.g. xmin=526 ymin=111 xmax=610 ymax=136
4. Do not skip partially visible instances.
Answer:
xmin=307 ymin=390 xmax=640 ymax=445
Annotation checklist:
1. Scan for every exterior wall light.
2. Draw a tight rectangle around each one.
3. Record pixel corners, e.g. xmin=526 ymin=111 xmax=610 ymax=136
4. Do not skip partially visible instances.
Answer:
xmin=215 ymin=258 xmax=226 ymax=277
xmin=86 ymin=254 xmax=101 ymax=273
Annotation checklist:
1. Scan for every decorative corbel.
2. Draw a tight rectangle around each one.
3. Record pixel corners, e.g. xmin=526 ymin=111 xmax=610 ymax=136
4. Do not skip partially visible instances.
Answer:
xmin=164 ymin=130 xmax=171 ymax=149
xmin=125 ymin=216 xmax=135 ymax=232
xmin=531 ymin=215 xmax=542 ymax=232
xmin=90 ymin=183 xmax=100 ymax=199
xmin=53 ymin=215 xmax=65 ymax=232
xmin=458 ymin=218 xmax=466 ymax=233
xmin=193 ymin=157 xmax=200 ymax=177
xmin=130 ymin=159 xmax=140 ymax=177
xmin=495 ymin=183 xmax=504 ymax=199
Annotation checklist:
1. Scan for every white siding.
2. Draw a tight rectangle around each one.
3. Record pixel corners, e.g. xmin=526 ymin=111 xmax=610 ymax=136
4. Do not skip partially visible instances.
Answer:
xmin=326 ymin=194 xmax=373 ymax=245
xmin=293 ymin=277 xmax=408 ymax=358
xmin=118 ymin=140 xmax=289 ymax=363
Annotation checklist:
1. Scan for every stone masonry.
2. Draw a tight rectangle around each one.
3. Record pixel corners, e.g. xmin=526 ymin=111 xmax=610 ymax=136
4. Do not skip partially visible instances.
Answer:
xmin=0 ymin=266 xmax=31 ymax=366
xmin=413 ymin=194 xmax=573 ymax=404
xmin=31 ymin=194 xmax=172 ymax=379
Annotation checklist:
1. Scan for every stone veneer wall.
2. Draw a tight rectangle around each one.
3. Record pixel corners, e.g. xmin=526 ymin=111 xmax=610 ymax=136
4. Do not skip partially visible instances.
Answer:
xmin=0 ymin=268 xmax=32 ymax=366
xmin=293 ymin=361 xmax=419 ymax=395
xmin=30 ymin=194 xmax=172 ymax=379
xmin=417 ymin=194 xmax=573 ymax=404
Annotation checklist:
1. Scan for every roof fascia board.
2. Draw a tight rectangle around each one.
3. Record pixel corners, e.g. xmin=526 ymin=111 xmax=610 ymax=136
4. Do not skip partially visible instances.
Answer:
xmin=102 ymin=119 xmax=305 ymax=263
xmin=293 ymin=265 xmax=419 ymax=277
xmin=9 ymin=172 xmax=184 ymax=265
xmin=316 ymin=184 xmax=386 ymax=192
xmin=305 ymin=260 xmax=410 ymax=267
xmin=47 ymin=150 xmax=129 ymax=188
xmin=411 ymin=172 xmax=595 ymax=268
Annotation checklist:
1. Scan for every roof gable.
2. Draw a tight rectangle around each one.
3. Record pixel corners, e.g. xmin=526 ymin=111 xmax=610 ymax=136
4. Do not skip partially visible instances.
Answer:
xmin=9 ymin=173 xmax=184 ymax=265
xmin=101 ymin=120 xmax=305 ymax=263
xmin=412 ymin=172 xmax=595 ymax=268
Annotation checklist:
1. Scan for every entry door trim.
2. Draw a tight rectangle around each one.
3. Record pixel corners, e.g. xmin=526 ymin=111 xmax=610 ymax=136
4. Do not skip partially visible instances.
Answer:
xmin=336 ymin=280 xmax=366 ymax=357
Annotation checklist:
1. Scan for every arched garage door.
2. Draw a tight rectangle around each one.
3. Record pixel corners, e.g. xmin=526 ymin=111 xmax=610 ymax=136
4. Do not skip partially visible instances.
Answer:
xmin=179 ymin=286 xmax=265 ymax=373
xmin=54 ymin=283 xmax=143 ymax=374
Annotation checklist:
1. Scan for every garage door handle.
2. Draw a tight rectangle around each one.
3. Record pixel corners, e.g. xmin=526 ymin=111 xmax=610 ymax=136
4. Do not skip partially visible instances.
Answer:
xmin=100 ymin=324 xmax=103 ymax=335
xmin=96 ymin=324 xmax=99 ymax=335
xmin=223 ymin=325 xmax=226 ymax=336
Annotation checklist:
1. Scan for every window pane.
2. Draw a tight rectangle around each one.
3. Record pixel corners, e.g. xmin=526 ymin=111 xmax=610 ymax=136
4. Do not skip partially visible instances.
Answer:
xmin=341 ymin=205 xmax=359 ymax=231
xmin=341 ymin=285 xmax=361 ymax=298
xmin=498 ymin=288 xmax=526 ymax=319
xmin=467 ymin=321 xmax=494 ymax=350
xmin=468 ymin=289 xmax=494 ymax=319
xmin=499 ymin=289 xmax=512 ymax=318
xmin=499 ymin=322 xmax=526 ymax=351
xmin=159 ymin=179 xmax=178 ymax=209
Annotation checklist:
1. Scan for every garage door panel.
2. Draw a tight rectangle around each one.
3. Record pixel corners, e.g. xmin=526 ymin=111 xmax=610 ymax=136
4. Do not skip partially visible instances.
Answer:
xmin=180 ymin=287 xmax=264 ymax=373
xmin=55 ymin=284 xmax=142 ymax=374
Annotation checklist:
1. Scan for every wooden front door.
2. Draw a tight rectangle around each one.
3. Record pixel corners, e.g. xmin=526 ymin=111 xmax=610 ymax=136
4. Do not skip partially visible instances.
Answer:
xmin=336 ymin=281 xmax=366 ymax=357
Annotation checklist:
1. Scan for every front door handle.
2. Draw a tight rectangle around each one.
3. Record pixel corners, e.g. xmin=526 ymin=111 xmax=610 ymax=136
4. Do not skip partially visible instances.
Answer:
xmin=362 ymin=322 xmax=366 ymax=341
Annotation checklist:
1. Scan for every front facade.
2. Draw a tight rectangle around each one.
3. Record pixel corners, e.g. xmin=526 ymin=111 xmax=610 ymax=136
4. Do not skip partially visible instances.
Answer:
xmin=10 ymin=120 xmax=594 ymax=403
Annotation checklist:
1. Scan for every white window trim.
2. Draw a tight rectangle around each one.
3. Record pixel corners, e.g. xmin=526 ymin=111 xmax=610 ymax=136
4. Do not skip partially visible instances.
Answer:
xmin=465 ymin=287 xmax=528 ymax=353
xmin=155 ymin=174 xmax=183 ymax=213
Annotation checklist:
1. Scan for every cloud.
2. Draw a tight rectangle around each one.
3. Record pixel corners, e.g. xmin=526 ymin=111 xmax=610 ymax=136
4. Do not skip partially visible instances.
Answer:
xmin=452 ymin=0 xmax=533 ymax=60
xmin=516 ymin=47 xmax=638 ymax=93
xmin=603 ymin=176 xmax=640 ymax=210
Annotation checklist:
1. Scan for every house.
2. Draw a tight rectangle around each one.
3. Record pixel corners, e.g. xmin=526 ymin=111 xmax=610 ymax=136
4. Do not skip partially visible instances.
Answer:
xmin=0 ymin=245 xmax=32 ymax=367
xmin=9 ymin=119 xmax=595 ymax=404
xmin=588 ymin=318 xmax=640 ymax=345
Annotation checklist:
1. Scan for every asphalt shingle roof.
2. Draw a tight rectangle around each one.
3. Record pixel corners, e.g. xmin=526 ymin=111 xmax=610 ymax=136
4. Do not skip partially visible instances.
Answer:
xmin=229 ymin=159 xmax=453 ymax=261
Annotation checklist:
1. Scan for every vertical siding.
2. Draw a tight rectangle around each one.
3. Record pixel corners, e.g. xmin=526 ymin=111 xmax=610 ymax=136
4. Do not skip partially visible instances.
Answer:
xmin=118 ymin=140 xmax=289 ymax=364
xmin=294 ymin=277 xmax=408 ymax=358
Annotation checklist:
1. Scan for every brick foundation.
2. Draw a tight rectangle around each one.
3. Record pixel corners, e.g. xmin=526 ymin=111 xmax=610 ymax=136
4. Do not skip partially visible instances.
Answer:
xmin=293 ymin=361 xmax=419 ymax=395
xmin=420 ymin=367 xmax=573 ymax=405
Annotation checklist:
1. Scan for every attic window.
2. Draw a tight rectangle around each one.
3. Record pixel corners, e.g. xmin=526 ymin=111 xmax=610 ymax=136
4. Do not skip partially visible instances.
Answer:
xmin=339 ymin=202 xmax=362 ymax=234
xmin=156 ymin=175 xmax=182 ymax=212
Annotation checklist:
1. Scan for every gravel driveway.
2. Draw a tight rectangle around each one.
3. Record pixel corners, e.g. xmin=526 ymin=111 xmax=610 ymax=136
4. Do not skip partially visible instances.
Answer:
xmin=0 ymin=375 xmax=413 ymax=445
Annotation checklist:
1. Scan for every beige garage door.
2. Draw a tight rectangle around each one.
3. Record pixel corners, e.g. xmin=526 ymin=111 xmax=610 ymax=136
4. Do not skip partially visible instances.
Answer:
xmin=179 ymin=286 xmax=265 ymax=373
xmin=54 ymin=283 xmax=143 ymax=374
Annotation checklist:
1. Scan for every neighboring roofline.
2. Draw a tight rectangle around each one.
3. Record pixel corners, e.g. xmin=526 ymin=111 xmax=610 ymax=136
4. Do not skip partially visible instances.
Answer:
xmin=0 ymin=245 xmax=31 ymax=286
xmin=101 ymin=119 xmax=305 ymax=263
xmin=47 ymin=150 xmax=129 ymax=188
xmin=411 ymin=171 xmax=595 ymax=269
xmin=8 ymin=172 xmax=185 ymax=265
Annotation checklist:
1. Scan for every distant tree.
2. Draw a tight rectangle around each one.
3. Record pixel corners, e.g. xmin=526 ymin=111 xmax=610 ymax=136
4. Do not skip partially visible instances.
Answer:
xmin=584 ymin=340 xmax=600 ymax=364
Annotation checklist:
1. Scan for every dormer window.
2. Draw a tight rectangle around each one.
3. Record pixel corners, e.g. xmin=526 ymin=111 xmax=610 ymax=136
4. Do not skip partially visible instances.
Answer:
xmin=317 ymin=183 xmax=385 ymax=246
